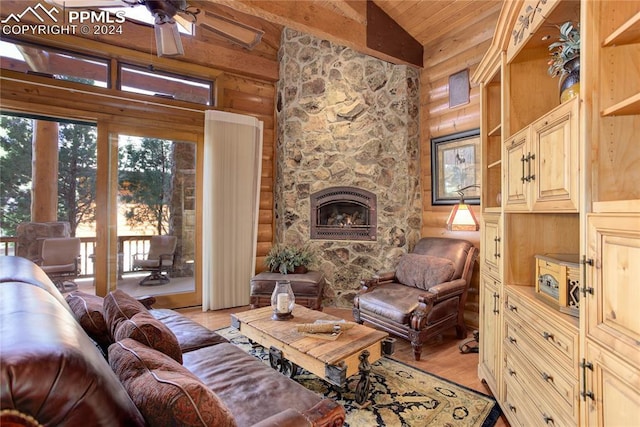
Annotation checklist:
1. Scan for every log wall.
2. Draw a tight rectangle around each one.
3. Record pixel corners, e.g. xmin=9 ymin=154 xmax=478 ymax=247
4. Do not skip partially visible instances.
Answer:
xmin=418 ymin=9 xmax=501 ymax=329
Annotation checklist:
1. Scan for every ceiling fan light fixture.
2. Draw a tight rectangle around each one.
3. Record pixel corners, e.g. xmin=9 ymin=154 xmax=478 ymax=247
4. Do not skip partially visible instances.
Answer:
xmin=154 ymin=19 xmax=184 ymax=57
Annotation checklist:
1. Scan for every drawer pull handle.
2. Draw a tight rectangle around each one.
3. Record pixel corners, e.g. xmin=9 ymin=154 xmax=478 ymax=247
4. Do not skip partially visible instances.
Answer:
xmin=543 ymin=414 xmax=554 ymax=425
xmin=508 ymin=304 xmax=517 ymax=312
xmin=542 ymin=331 xmax=553 ymax=340
xmin=580 ymin=359 xmax=595 ymax=401
xmin=508 ymin=403 xmax=516 ymax=413
xmin=508 ymin=368 xmax=516 ymax=376
xmin=508 ymin=336 xmax=517 ymax=344
xmin=581 ymin=256 xmax=595 ymax=297
xmin=526 ymin=152 xmax=536 ymax=182
xmin=542 ymin=372 xmax=553 ymax=382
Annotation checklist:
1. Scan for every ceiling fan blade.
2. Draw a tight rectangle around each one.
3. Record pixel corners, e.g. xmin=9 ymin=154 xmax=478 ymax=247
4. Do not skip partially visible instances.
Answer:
xmin=154 ymin=21 xmax=184 ymax=57
xmin=197 ymin=11 xmax=264 ymax=50
xmin=174 ymin=13 xmax=193 ymax=33
xmin=46 ymin=0 xmax=134 ymax=8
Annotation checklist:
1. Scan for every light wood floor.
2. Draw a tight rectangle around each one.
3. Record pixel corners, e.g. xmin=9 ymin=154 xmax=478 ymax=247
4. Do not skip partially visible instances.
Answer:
xmin=178 ymin=305 xmax=509 ymax=427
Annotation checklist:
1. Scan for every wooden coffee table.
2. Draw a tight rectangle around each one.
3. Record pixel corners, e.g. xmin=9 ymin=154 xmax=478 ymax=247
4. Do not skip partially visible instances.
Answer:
xmin=231 ymin=304 xmax=392 ymax=405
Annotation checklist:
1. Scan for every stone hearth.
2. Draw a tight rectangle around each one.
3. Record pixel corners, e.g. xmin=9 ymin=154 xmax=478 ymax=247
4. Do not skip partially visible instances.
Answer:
xmin=275 ymin=29 xmax=421 ymax=307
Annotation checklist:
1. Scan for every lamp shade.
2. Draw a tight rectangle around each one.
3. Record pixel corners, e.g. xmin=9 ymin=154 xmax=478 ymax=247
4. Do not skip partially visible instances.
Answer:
xmin=446 ymin=202 xmax=479 ymax=231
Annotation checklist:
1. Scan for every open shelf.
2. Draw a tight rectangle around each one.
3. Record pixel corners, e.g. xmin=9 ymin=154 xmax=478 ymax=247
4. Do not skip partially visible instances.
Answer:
xmin=601 ymin=92 xmax=640 ymax=116
xmin=603 ymin=11 xmax=640 ymax=46
xmin=487 ymin=159 xmax=502 ymax=169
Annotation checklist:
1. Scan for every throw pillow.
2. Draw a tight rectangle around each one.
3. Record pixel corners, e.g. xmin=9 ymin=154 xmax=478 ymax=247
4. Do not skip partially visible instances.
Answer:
xmin=103 ymin=289 xmax=148 ymax=338
xmin=395 ymin=253 xmax=456 ymax=290
xmin=65 ymin=291 xmax=111 ymax=349
xmin=114 ymin=310 xmax=182 ymax=364
xmin=109 ymin=338 xmax=237 ymax=427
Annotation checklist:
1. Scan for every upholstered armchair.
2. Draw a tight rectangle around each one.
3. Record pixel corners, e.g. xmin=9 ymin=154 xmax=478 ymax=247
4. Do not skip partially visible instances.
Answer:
xmin=353 ymin=237 xmax=478 ymax=361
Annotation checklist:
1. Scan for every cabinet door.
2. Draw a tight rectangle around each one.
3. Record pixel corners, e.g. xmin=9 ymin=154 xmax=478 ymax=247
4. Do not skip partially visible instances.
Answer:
xmin=583 ymin=341 xmax=640 ymax=427
xmin=504 ymin=128 xmax=530 ymax=211
xmin=531 ymin=99 xmax=579 ymax=211
xmin=479 ymin=274 xmax=501 ymax=396
xmin=481 ymin=214 xmax=501 ymax=277
xmin=585 ymin=214 xmax=640 ymax=363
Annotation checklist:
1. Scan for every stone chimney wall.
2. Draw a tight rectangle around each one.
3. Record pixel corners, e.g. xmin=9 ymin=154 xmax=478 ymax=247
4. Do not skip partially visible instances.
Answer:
xmin=275 ymin=29 xmax=422 ymax=307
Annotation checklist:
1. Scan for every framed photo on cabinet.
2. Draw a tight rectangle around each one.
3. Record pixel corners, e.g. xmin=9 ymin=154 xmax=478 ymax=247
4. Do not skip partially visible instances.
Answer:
xmin=431 ymin=129 xmax=480 ymax=205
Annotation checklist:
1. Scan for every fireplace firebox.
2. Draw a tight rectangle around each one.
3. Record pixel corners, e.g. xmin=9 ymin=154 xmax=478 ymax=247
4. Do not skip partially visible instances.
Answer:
xmin=310 ymin=187 xmax=377 ymax=241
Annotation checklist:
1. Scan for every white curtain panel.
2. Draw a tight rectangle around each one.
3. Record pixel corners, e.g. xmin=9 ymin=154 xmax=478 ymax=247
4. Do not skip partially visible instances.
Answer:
xmin=202 ymin=110 xmax=263 ymax=311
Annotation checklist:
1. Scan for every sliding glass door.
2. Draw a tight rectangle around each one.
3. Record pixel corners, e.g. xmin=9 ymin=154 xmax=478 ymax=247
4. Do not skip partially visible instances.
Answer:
xmin=102 ymin=125 xmax=202 ymax=308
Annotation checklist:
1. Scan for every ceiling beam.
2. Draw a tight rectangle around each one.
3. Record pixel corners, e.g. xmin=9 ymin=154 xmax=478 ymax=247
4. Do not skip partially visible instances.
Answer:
xmin=200 ymin=0 xmax=423 ymax=67
xmin=366 ymin=1 xmax=422 ymax=67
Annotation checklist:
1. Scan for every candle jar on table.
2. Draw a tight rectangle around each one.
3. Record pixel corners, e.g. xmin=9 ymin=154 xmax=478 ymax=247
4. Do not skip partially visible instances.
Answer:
xmin=271 ymin=280 xmax=295 ymax=320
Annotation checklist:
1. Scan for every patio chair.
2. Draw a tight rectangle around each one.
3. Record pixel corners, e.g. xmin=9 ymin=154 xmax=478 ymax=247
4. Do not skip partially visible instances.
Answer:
xmin=132 ymin=235 xmax=177 ymax=286
xmin=39 ymin=237 xmax=82 ymax=293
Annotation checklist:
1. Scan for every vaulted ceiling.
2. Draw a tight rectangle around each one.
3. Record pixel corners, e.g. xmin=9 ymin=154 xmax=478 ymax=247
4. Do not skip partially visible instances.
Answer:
xmin=196 ymin=0 xmax=503 ymax=67
xmin=1 ymin=0 xmax=503 ymax=80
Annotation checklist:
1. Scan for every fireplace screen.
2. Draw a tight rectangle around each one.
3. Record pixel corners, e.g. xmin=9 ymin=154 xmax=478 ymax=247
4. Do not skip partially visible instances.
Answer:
xmin=310 ymin=187 xmax=377 ymax=241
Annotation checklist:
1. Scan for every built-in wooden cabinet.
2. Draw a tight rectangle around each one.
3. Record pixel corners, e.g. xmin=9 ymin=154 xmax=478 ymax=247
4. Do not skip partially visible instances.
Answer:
xmin=582 ymin=340 xmax=640 ymax=427
xmin=503 ymin=127 xmax=530 ymax=211
xmin=474 ymin=0 xmax=640 ymax=425
xmin=580 ymin=1 xmax=640 ymax=424
xmin=583 ymin=214 xmax=640 ymax=425
xmin=480 ymin=65 xmax=503 ymax=213
xmin=478 ymin=273 xmax=501 ymax=395
xmin=504 ymin=286 xmax=579 ymax=426
xmin=504 ymin=81 xmax=579 ymax=213
xmin=530 ymin=99 xmax=579 ymax=211
xmin=480 ymin=213 xmax=501 ymax=278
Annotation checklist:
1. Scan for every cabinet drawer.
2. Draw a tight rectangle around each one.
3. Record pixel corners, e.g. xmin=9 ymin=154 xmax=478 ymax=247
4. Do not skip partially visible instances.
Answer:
xmin=503 ymin=372 xmax=536 ymax=427
xmin=504 ymin=344 xmax=578 ymax=424
xmin=503 ymin=347 xmax=576 ymax=427
xmin=505 ymin=289 xmax=579 ymax=370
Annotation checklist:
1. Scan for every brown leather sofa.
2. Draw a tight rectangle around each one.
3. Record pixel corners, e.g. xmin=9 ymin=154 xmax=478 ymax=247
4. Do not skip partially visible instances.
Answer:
xmin=0 ymin=256 xmax=345 ymax=427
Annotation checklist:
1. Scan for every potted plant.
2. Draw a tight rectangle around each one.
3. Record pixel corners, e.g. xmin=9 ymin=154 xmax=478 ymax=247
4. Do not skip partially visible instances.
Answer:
xmin=547 ymin=21 xmax=580 ymax=102
xmin=265 ymin=244 xmax=316 ymax=274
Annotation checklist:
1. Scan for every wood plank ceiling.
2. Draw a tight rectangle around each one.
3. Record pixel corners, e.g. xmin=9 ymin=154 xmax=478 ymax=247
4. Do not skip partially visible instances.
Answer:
xmin=199 ymin=0 xmax=503 ymax=67
xmin=374 ymin=0 xmax=502 ymax=48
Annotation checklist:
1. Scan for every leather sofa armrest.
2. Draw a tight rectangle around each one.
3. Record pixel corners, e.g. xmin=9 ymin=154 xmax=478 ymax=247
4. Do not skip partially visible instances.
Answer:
xmin=251 ymin=409 xmax=311 ymax=427
xmin=427 ymin=278 xmax=466 ymax=301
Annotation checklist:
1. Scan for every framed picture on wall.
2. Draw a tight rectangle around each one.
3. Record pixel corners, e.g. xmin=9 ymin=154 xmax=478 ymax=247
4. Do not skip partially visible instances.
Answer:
xmin=431 ymin=129 xmax=480 ymax=205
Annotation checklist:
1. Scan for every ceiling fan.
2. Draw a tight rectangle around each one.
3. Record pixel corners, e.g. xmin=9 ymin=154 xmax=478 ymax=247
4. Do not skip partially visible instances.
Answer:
xmin=47 ymin=0 xmax=264 ymax=57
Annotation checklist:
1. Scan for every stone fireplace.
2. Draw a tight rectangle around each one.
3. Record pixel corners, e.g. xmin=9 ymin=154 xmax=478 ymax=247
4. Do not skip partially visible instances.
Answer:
xmin=275 ymin=29 xmax=422 ymax=307
xmin=310 ymin=187 xmax=376 ymax=241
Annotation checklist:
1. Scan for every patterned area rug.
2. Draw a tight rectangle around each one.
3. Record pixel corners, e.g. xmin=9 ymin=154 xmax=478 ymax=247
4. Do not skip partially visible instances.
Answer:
xmin=216 ymin=327 xmax=501 ymax=427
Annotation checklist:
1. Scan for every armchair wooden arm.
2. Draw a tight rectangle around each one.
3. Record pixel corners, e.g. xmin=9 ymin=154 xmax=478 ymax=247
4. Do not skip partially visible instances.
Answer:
xmin=359 ymin=271 xmax=395 ymax=291
xmin=426 ymin=278 xmax=467 ymax=302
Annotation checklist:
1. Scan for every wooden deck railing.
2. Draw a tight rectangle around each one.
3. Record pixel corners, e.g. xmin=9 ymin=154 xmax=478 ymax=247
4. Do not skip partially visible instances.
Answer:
xmin=0 ymin=235 xmax=152 ymax=277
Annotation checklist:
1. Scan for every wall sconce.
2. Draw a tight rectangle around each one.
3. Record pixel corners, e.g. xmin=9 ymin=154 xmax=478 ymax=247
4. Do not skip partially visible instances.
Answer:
xmin=446 ymin=185 xmax=480 ymax=231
